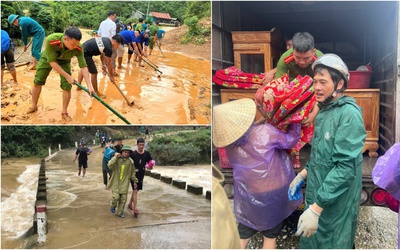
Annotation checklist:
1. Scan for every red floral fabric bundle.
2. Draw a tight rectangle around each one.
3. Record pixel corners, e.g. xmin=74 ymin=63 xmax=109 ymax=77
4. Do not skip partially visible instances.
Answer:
xmin=213 ymin=66 xmax=265 ymax=89
xmin=254 ymin=74 xmax=316 ymax=155
xmin=255 ymin=74 xmax=294 ymax=122
xmin=271 ymin=76 xmax=314 ymax=126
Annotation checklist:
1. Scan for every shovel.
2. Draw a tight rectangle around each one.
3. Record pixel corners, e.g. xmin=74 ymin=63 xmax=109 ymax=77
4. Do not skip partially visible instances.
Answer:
xmin=104 ymin=70 xmax=135 ymax=106
xmin=14 ymin=40 xmax=33 ymax=62
xmin=134 ymin=51 xmax=163 ymax=78
xmin=146 ymin=57 xmax=159 ymax=68
xmin=156 ymin=41 xmax=166 ymax=57
xmin=74 ymin=81 xmax=131 ymax=124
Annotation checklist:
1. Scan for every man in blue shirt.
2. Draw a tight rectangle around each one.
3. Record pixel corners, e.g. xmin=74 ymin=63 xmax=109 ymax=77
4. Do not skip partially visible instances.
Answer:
xmin=1 ymin=30 xmax=18 ymax=85
xmin=8 ymin=14 xmax=45 ymax=70
xmin=134 ymin=30 xmax=150 ymax=67
xmin=117 ymin=30 xmax=141 ymax=67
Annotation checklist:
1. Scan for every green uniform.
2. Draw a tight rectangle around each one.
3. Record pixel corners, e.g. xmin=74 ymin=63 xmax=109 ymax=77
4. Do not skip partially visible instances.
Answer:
xmin=148 ymin=25 xmax=159 ymax=49
xmin=108 ymin=156 xmax=138 ymax=193
xmin=135 ymin=23 xmax=144 ymax=32
xmin=34 ymin=33 xmax=87 ymax=91
xmin=107 ymin=156 xmax=138 ymax=216
xmin=301 ymin=95 xmax=366 ymax=248
xmin=275 ymin=48 xmax=324 ymax=81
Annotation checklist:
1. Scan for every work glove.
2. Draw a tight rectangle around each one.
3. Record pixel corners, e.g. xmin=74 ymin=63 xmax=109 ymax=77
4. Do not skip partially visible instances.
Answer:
xmin=295 ymin=206 xmax=320 ymax=237
xmin=288 ymin=173 xmax=305 ymax=201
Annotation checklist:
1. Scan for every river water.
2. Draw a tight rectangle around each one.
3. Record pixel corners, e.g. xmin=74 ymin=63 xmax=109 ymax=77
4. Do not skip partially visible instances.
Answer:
xmin=1 ymin=139 xmax=211 ymax=249
xmin=1 ymin=157 xmax=41 ymax=248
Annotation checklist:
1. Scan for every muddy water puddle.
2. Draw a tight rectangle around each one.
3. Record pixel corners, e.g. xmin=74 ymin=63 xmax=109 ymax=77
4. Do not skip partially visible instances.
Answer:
xmin=1 ymin=48 xmax=210 ymax=125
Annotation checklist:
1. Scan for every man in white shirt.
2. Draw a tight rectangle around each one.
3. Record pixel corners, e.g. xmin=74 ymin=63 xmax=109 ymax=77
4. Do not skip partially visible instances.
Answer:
xmin=98 ymin=11 xmax=118 ymax=75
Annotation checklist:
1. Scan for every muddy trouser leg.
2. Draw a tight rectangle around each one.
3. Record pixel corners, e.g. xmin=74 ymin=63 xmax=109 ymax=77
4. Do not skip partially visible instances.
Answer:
xmin=117 ymin=193 xmax=128 ymax=216
xmin=111 ymin=190 xmax=120 ymax=209
xmin=102 ymin=169 xmax=108 ymax=185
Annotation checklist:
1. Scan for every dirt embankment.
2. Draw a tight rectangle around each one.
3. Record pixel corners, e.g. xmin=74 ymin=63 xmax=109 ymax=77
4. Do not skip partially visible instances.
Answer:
xmin=161 ymin=17 xmax=211 ymax=61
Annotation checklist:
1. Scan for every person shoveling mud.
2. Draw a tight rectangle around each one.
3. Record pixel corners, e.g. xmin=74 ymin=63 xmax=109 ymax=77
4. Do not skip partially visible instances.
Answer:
xmin=76 ymin=34 xmax=124 ymax=98
xmin=27 ymin=26 xmax=94 ymax=122
xmin=1 ymin=30 xmax=18 ymax=85
xmin=8 ymin=14 xmax=45 ymax=70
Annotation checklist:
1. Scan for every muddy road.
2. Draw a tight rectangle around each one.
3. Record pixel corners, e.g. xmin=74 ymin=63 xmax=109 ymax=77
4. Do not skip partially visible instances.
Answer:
xmin=1 ymin=28 xmax=211 ymax=125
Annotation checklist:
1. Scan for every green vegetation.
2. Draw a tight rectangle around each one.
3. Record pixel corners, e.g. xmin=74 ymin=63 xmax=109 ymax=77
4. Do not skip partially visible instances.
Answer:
xmin=1 ymin=126 xmax=211 ymax=166
xmin=1 ymin=126 xmax=75 ymax=158
xmin=148 ymin=128 xmax=211 ymax=165
xmin=180 ymin=1 xmax=211 ymax=45
xmin=1 ymin=1 xmax=210 ymax=45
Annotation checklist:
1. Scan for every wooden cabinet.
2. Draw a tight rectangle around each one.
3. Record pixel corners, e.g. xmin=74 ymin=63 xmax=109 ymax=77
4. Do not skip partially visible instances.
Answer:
xmin=344 ymin=89 xmax=380 ymax=157
xmin=220 ymin=88 xmax=380 ymax=157
xmin=231 ymin=29 xmax=282 ymax=74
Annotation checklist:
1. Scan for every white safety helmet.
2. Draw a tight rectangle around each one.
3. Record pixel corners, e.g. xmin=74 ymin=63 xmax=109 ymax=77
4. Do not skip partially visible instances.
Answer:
xmin=312 ymin=54 xmax=350 ymax=104
xmin=312 ymin=53 xmax=350 ymax=84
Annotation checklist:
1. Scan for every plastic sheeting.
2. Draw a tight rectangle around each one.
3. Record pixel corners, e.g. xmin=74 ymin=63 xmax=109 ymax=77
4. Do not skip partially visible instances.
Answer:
xmin=372 ymin=142 xmax=400 ymax=200
xmin=225 ymin=123 xmax=303 ymax=231
xmin=372 ymin=142 xmax=400 ymax=249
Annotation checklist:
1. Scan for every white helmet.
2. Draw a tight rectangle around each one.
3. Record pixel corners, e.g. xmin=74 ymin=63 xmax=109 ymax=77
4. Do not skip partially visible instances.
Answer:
xmin=312 ymin=53 xmax=350 ymax=84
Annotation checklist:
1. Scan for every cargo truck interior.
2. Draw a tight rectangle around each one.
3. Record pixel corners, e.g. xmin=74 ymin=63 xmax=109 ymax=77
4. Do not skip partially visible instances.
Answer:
xmin=212 ymin=1 xmax=399 ymax=152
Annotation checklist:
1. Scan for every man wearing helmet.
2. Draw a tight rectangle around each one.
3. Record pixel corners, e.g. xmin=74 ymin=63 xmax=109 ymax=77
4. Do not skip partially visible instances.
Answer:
xmin=288 ymin=54 xmax=366 ymax=248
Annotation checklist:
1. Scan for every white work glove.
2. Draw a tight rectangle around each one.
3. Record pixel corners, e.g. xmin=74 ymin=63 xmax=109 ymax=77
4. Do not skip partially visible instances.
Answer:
xmin=295 ymin=206 xmax=320 ymax=237
xmin=288 ymin=173 xmax=305 ymax=201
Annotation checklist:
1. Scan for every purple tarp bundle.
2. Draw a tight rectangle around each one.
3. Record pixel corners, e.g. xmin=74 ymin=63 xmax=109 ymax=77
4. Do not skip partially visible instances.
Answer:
xmin=225 ymin=123 xmax=303 ymax=231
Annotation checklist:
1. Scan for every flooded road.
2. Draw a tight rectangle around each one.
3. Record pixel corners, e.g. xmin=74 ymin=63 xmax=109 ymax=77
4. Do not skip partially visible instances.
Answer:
xmin=1 ymin=28 xmax=211 ymax=125
xmin=1 ymin=140 xmax=211 ymax=249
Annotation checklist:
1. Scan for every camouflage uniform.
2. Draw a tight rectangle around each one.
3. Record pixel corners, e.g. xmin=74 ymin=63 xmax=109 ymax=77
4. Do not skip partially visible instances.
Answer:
xmin=34 ymin=33 xmax=87 ymax=91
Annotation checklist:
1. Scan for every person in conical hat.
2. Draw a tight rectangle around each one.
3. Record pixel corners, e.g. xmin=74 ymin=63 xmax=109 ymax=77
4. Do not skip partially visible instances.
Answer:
xmin=213 ymin=98 xmax=256 ymax=148
xmin=213 ymin=98 xmax=302 ymax=249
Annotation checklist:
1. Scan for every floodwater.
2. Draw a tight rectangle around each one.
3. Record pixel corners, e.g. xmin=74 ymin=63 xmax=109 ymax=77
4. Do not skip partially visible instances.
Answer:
xmin=1 ymin=32 xmax=211 ymax=125
xmin=1 ymin=158 xmax=41 ymax=249
xmin=1 ymin=139 xmax=211 ymax=249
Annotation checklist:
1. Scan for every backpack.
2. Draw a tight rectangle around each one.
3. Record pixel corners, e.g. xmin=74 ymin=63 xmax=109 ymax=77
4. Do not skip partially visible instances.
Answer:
xmin=104 ymin=147 xmax=115 ymax=164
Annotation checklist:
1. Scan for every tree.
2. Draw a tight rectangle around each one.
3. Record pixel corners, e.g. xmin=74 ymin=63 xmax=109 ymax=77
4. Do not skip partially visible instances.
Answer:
xmin=50 ymin=3 xmax=71 ymax=33
xmin=185 ymin=1 xmax=211 ymax=20
xmin=30 ymin=4 xmax=53 ymax=34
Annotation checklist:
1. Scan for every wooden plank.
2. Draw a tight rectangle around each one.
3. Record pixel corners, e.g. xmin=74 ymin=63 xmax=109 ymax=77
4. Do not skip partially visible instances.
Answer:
xmin=232 ymin=31 xmax=272 ymax=43
xmin=233 ymin=43 xmax=267 ymax=51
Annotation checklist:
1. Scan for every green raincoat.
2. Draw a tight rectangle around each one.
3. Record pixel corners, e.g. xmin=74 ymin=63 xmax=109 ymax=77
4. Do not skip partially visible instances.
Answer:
xmin=301 ymin=95 xmax=366 ymax=249
xmin=107 ymin=156 xmax=138 ymax=194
